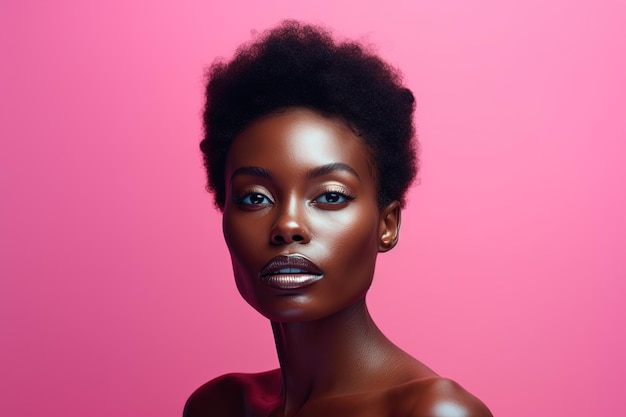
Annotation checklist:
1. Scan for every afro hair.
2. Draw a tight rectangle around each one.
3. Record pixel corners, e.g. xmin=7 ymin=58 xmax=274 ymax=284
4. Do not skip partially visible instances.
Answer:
xmin=200 ymin=20 xmax=418 ymax=210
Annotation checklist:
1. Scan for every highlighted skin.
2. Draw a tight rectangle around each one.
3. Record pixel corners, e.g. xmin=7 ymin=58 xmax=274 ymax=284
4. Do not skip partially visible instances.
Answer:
xmin=185 ymin=109 xmax=492 ymax=417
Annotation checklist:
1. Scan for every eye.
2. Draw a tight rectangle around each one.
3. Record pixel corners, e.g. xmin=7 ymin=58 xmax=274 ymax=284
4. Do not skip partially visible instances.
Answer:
xmin=314 ymin=192 xmax=354 ymax=205
xmin=235 ymin=192 xmax=274 ymax=207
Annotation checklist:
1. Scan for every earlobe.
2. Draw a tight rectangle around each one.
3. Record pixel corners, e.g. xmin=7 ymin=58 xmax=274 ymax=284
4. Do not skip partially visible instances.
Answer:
xmin=378 ymin=201 xmax=401 ymax=252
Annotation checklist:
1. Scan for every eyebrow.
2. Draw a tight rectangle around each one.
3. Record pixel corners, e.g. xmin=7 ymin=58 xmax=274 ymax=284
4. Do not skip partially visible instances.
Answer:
xmin=230 ymin=166 xmax=273 ymax=181
xmin=305 ymin=162 xmax=360 ymax=181
xmin=229 ymin=162 xmax=360 ymax=182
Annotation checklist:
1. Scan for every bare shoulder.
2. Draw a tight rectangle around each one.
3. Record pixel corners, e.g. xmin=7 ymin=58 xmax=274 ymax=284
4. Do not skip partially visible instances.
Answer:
xmin=395 ymin=377 xmax=493 ymax=417
xmin=183 ymin=369 xmax=281 ymax=417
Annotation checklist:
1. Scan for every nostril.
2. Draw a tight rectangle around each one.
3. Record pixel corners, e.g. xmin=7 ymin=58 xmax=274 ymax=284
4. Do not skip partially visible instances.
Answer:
xmin=292 ymin=234 xmax=304 ymax=242
xmin=273 ymin=235 xmax=285 ymax=243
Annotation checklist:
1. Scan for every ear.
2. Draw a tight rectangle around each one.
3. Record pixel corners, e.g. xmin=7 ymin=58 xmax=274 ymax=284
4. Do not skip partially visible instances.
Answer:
xmin=378 ymin=201 xmax=401 ymax=252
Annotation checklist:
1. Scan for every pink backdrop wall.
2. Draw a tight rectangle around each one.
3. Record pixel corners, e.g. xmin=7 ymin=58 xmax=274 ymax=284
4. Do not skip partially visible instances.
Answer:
xmin=1 ymin=1 xmax=624 ymax=416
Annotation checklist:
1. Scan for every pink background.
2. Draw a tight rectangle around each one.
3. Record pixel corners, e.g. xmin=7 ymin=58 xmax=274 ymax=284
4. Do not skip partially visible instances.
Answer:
xmin=1 ymin=1 xmax=625 ymax=416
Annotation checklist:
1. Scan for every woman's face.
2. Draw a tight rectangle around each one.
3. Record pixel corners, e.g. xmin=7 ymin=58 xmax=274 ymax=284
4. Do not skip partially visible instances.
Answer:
xmin=222 ymin=107 xmax=399 ymax=322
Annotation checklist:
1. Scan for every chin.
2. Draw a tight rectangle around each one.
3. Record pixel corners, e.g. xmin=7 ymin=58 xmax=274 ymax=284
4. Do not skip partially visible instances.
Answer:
xmin=246 ymin=292 xmax=370 ymax=324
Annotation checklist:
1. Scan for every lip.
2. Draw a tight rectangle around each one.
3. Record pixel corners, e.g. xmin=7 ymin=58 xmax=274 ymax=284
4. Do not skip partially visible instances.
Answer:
xmin=259 ymin=254 xmax=324 ymax=289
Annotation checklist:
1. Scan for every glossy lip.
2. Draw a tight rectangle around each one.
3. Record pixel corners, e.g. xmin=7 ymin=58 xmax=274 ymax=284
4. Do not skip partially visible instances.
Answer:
xmin=259 ymin=254 xmax=324 ymax=290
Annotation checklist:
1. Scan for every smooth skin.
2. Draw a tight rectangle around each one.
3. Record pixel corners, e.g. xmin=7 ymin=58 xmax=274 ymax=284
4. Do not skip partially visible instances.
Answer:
xmin=184 ymin=108 xmax=492 ymax=417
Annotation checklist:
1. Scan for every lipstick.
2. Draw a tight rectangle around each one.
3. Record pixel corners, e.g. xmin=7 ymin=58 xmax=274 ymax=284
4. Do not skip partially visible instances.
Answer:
xmin=259 ymin=255 xmax=324 ymax=289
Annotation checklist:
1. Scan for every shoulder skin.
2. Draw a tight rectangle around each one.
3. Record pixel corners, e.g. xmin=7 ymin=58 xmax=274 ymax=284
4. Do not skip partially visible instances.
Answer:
xmin=405 ymin=377 xmax=493 ymax=417
xmin=183 ymin=373 xmax=243 ymax=417
xmin=183 ymin=370 xmax=280 ymax=417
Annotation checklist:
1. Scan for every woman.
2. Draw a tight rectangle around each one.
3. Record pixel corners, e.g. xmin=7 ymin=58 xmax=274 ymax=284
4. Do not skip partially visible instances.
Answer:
xmin=185 ymin=21 xmax=492 ymax=417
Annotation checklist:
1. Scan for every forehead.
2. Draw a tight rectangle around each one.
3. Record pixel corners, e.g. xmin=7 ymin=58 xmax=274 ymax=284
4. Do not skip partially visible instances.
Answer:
xmin=225 ymin=108 xmax=375 ymax=178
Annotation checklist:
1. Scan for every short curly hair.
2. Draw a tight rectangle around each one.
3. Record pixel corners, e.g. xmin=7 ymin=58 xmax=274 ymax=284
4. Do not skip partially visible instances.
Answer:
xmin=201 ymin=20 xmax=418 ymax=210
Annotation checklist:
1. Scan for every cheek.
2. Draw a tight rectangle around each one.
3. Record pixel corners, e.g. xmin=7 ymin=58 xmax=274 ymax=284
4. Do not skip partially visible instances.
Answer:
xmin=223 ymin=211 xmax=263 ymax=256
xmin=222 ymin=213 xmax=263 ymax=296
xmin=319 ymin=207 xmax=380 ymax=253
xmin=314 ymin=207 xmax=381 ymax=282
xmin=222 ymin=213 xmax=242 ymax=255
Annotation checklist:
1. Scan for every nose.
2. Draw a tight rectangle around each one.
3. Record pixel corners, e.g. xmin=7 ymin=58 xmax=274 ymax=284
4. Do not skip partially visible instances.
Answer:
xmin=270 ymin=198 xmax=310 ymax=245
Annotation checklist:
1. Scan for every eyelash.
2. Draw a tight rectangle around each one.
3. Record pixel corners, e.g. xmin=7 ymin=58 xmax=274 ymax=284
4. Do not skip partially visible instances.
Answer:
xmin=232 ymin=191 xmax=274 ymax=207
xmin=312 ymin=189 xmax=355 ymax=205
xmin=232 ymin=188 xmax=355 ymax=208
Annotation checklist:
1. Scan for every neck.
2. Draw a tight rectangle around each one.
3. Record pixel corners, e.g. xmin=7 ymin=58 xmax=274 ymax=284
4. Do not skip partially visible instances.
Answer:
xmin=270 ymin=299 xmax=402 ymax=414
